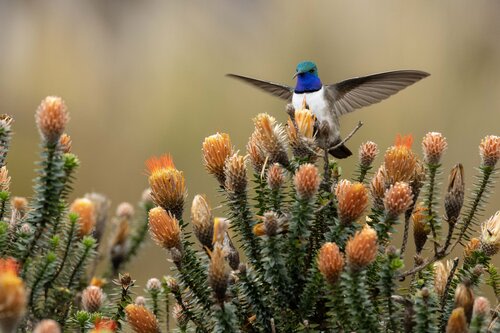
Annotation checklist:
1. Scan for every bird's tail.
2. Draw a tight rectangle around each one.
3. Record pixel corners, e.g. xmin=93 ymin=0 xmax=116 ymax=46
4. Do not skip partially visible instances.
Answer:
xmin=329 ymin=143 xmax=352 ymax=159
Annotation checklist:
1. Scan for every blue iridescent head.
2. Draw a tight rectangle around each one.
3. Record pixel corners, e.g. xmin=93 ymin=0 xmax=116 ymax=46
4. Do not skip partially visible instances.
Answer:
xmin=294 ymin=61 xmax=322 ymax=93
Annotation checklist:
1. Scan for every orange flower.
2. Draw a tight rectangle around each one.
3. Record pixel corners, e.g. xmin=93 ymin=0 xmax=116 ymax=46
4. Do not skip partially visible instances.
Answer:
xmin=422 ymin=132 xmax=447 ymax=164
xmin=191 ymin=194 xmax=213 ymax=249
xmin=384 ymin=134 xmax=417 ymax=184
xmin=479 ymin=135 xmax=500 ymax=168
xmin=253 ymin=113 xmax=289 ymax=166
xmin=33 ymin=319 xmax=61 ymax=333
xmin=224 ymin=153 xmax=247 ymax=194
xmin=336 ymin=179 xmax=369 ymax=224
xmin=359 ymin=141 xmax=379 ymax=168
xmin=148 ymin=207 xmax=181 ymax=250
xmin=0 ymin=258 xmax=26 ymax=333
xmin=146 ymin=155 xmax=186 ymax=216
xmin=318 ymin=242 xmax=345 ymax=284
xmin=383 ymin=182 xmax=413 ymax=218
xmin=345 ymin=224 xmax=378 ymax=270
xmin=202 ymin=133 xmax=233 ymax=185
xmin=35 ymin=96 xmax=69 ymax=144
xmin=294 ymin=164 xmax=320 ymax=200
xmin=125 ymin=304 xmax=160 ymax=333
xmin=70 ymin=198 xmax=96 ymax=237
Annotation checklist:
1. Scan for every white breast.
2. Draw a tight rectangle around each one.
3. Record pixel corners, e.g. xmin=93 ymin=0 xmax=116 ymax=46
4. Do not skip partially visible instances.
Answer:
xmin=292 ymin=87 xmax=339 ymax=139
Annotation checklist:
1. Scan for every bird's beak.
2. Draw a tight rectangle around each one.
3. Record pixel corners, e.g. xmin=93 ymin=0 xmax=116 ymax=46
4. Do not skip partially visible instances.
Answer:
xmin=293 ymin=72 xmax=299 ymax=79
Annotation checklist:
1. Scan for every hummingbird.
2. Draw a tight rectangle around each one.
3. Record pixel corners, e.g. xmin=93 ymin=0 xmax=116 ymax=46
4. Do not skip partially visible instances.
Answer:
xmin=227 ymin=61 xmax=429 ymax=159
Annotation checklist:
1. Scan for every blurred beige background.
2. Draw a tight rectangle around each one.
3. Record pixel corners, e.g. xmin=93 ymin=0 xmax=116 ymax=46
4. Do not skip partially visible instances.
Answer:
xmin=1 ymin=0 xmax=499 ymax=294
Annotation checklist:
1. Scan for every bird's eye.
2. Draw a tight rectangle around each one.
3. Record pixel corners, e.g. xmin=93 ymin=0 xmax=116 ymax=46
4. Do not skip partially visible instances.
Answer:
xmin=309 ymin=69 xmax=314 ymax=73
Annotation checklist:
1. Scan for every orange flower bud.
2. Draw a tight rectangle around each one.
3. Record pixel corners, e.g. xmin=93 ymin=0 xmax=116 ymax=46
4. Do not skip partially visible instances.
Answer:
xmin=318 ymin=242 xmax=344 ymax=284
xmin=70 ymin=198 xmax=96 ymax=237
xmin=148 ymin=207 xmax=181 ymax=250
xmin=336 ymin=179 xmax=369 ymax=224
xmin=345 ymin=225 xmax=378 ymax=270
xmin=35 ymin=96 xmax=69 ymax=144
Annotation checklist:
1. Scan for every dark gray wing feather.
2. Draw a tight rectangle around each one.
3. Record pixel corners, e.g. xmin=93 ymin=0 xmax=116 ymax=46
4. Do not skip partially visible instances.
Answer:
xmin=325 ymin=70 xmax=430 ymax=116
xmin=226 ymin=74 xmax=293 ymax=101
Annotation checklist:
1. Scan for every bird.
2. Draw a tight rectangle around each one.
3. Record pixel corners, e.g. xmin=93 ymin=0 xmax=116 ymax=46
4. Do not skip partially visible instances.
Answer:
xmin=227 ymin=61 xmax=429 ymax=159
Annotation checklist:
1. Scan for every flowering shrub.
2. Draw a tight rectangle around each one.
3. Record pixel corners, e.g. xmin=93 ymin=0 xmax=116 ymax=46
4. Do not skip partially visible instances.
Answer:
xmin=0 ymin=97 xmax=499 ymax=332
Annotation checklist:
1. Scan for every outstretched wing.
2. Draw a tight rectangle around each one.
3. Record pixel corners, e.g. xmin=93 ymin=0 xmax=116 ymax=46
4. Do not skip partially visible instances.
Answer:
xmin=325 ymin=70 xmax=430 ymax=117
xmin=226 ymin=74 xmax=294 ymax=101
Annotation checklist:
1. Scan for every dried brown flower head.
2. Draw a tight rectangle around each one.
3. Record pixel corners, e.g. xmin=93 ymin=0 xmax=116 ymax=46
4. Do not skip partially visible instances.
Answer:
xmin=294 ymin=163 xmax=320 ymax=200
xmin=35 ymin=96 xmax=69 ymax=144
xmin=224 ymin=153 xmax=247 ymax=194
xmin=148 ymin=207 xmax=181 ymax=250
xmin=335 ymin=179 xmax=369 ymax=224
xmin=0 ymin=258 xmax=26 ymax=333
xmin=433 ymin=260 xmax=453 ymax=298
xmin=454 ymin=282 xmax=474 ymax=322
xmin=253 ymin=113 xmax=289 ymax=166
xmin=383 ymin=182 xmax=413 ymax=218
xmin=267 ymin=163 xmax=285 ymax=191
xmin=247 ymin=131 xmax=266 ymax=173
xmin=202 ymin=133 xmax=233 ymax=185
xmin=146 ymin=155 xmax=186 ymax=216
xmin=263 ymin=211 xmax=279 ymax=237
xmin=480 ymin=211 xmax=500 ymax=256
xmin=59 ymin=133 xmax=72 ymax=153
xmin=70 ymin=198 xmax=96 ymax=237
xmin=125 ymin=304 xmax=160 ymax=333
xmin=359 ymin=141 xmax=379 ymax=168
xmin=479 ymin=135 xmax=500 ymax=168
xmin=318 ymin=242 xmax=345 ymax=285
xmin=0 ymin=166 xmax=10 ymax=192
xmin=422 ymin=132 xmax=447 ymax=165
xmin=33 ymin=319 xmax=61 ymax=333
xmin=412 ymin=204 xmax=430 ymax=253
xmin=444 ymin=164 xmax=464 ymax=221
xmin=384 ymin=134 xmax=417 ymax=184
xmin=345 ymin=224 xmax=378 ymax=270
xmin=208 ymin=244 xmax=230 ymax=304
xmin=191 ymin=194 xmax=214 ymax=249
xmin=446 ymin=307 xmax=468 ymax=333
xmin=82 ymin=286 xmax=105 ymax=313
xmin=370 ymin=165 xmax=387 ymax=210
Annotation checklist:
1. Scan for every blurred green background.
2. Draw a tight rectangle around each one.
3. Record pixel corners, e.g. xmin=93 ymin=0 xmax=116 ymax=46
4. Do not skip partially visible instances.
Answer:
xmin=1 ymin=0 xmax=499 ymax=292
